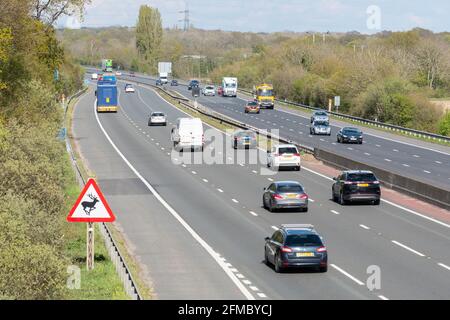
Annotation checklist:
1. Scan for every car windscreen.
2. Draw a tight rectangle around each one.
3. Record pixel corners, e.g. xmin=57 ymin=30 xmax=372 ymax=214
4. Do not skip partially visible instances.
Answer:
xmin=314 ymin=121 xmax=329 ymax=126
xmin=285 ymin=234 xmax=322 ymax=247
xmin=225 ymin=83 xmax=236 ymax=88
xmin=347 ymin=173 xmax=377 ymax=182
xmin=206 ymin=86 xmax=214 ymax=89
xmin=152 ymin=113 xmax=164 ymax=117
xmin=343 ymin=128 xmax=361 ymax=134
xmin=276 ymin=184 xmax=304 ymax=193
xmin=278 ymin=147 xmax=298 ymax=154
xmin=315 ymin=112 xmax=327 ymax=116
xmin=258 ymin=89 xmax=273 ymax=96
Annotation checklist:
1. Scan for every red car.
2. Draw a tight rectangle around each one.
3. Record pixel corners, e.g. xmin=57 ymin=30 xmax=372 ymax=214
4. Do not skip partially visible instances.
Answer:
xmin=217 ymin=86 xmax=223 ymax=96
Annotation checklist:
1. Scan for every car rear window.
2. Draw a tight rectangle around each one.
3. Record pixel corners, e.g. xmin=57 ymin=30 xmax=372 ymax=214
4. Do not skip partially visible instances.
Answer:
xmin=347 ymin=173 xmax=377 ymax=182
xmin=276 ymin=184 xmax=303 ymax=193
xmin=343 ymin=128 xmax=361 ymax=134
xmin=236 ymin=131 xmax=256 ymax=138
xmin=278 ymin=147 xmax=298 ymax=154
xmin=152 ymin=113 xmax=164 ymax=117
xmin=247 ymin=102 xmax=258 ymax=106
xmin=285 ymin=234 xmax=322 ymax=247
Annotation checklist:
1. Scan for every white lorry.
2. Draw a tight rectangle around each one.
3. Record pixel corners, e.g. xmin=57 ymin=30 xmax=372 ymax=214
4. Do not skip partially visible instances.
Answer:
xmin=171 ymin=118 xmax=204 ymax=152
xmin=222 ymin=77 xmax=238 ymax=97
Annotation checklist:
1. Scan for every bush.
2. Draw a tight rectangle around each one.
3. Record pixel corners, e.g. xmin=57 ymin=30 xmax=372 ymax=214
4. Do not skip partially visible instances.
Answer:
xmin=438 ymin=112 xmax=450 ymax=136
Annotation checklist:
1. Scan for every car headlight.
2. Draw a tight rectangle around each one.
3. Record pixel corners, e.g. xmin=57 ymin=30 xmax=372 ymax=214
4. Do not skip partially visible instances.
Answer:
xmin=343 ymin=135 xmax=347 ymax=138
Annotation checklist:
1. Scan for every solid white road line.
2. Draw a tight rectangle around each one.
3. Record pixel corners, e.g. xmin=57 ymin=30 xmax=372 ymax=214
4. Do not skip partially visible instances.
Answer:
xmin=438 ymin=263 xmax=450 ymax=271
xmin=391 ymin=240 xmax=426 ymax=257
xmin=330 ymin=264 xmax=364 ymax=286
xmin=93 ymin=100 xmax=255 ymax=300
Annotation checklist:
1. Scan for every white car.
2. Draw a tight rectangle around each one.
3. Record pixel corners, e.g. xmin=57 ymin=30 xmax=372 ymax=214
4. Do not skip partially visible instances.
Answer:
xmin=148 ymin=112 xmax=167 ymax=126
xmin=311 ymin=110 xmax=329 ymax=123
xmin=91 ymin=73 xmax=98 ymax=80
xmin=125 ymin=84 xmax=135 ymax=93
xmin=202 ymin=85 xmax=216 ymax=96
xmin=115 ymin=71 xmax=122 ymax=76
xmin=267 ymin=144 xmax=301 ymax=171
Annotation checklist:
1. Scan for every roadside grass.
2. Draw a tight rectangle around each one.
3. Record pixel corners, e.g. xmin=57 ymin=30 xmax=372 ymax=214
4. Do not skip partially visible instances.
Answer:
xmin=238 ymin=91 xmax=450 ymax=147
xmin=65 ymin=89 xmax=153 ymax=300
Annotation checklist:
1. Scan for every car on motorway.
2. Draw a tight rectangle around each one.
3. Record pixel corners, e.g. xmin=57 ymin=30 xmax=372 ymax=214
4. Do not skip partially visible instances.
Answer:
xmin=129 ymin=71 xmax=135 ymax=77
xmin=310 ymin=110 xmax=329 ymax=123
xmin=156 ymin=79 xmax=162 ymax=86
xmin=91 ymin=73 xmax=98 ymax=80
xmin=171 ymin=118 xmax=204 ymax=152
xmin=337 ymin=127 xmax=363 ymax=144
xmin=188 ymin=80 xmax=200 ymax=90
xmin=148 ymin=112 xmax=167 ymax=126
xmin=124 ymin=83 xmax=135 ymax=93
xmin=267 ymin=144 xmax=301 ymax=171
xmin=244 ymin=101 xmax=260 ymax=114
xmin=115 ymin=71 xmax=122 ymax=76
xmin=170 ymin=79 xmax=178 ymax=86
xmin=262 ymin=181 xmax=309 ymax=212
xmin=332 ymin=170 xmax=381 ymax=205
xmin=231 ymin=130 xmax=257 ymax=149
xmin=310 ymin=120 xmax=331 ymax=135
xmin=217 ymin=86 xmax=223 ymax=96
xmin=202 ymin=85 xmax=216 ymax=96
xmin=264 ymin=224 xmax=327 ymax=273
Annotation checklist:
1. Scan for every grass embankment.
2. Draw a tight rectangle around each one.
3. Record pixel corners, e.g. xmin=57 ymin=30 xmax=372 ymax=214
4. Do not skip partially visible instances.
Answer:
xmin=62 ymin=92 xmax=128 ymax=300
xmin=64 ymin=92 xmax=153 ymax=300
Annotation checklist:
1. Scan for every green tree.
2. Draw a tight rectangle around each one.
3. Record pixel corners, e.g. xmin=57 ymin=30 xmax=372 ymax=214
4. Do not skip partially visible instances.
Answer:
xmin=135 ymin=5 xmax=162 ymax=72
xmin=438 ymin=112 xmax=450 ymax=136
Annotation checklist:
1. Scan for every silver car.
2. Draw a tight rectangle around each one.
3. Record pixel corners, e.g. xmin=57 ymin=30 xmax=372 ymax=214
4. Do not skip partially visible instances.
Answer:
xmin=232 ymin=130 xmax=257 ymax=149
xmin=311 ymin=110 xmax=329 ymax=123
xmin=263 ymin=181 xmax=309 ymax=212
xmin=310 ymin=120 xmax=331 ymax=135
xmin=202 ymin=85 xmax=216 ymax=96
xmin=148 ymin=112 xmax=167 ymax=126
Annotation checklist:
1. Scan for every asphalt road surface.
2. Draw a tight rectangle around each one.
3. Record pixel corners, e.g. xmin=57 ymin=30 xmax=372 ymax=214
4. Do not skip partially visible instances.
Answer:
xmin=73 ymin=77 xmax=450 ymax=299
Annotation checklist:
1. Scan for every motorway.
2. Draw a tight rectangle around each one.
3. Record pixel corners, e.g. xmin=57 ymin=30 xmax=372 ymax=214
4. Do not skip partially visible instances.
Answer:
xmin=118 ymin=72 xmax=450 ymax=190
xmin=73 ymin=77 xmax=450 ymax=299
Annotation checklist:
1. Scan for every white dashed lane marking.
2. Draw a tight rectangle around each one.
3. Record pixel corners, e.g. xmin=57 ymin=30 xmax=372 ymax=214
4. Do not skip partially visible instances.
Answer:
xmin=391 ymin=240 xmax=425 ymax=257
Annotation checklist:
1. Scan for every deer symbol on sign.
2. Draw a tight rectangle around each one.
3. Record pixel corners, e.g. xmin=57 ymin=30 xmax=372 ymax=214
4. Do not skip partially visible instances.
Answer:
xmin=81 ymin=193 xmax=99 ymax=215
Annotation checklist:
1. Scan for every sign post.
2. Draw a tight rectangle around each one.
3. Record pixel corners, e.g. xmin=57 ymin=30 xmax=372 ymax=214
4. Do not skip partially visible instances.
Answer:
xmin=334 ymin=96 xmax=341 ymax=112
xmin=67 ymin=179 xmax=116 ymax=271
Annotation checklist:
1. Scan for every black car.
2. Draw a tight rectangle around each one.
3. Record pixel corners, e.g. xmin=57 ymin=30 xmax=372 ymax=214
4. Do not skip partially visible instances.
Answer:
xmin=337 ymin=127 xmax=363 ymax=144
xmin=171 ymin=79 xmax=178 ymax=86
xmin=332 ymin=170 xmax=381 ymax=205
xmin=264 ymin=224 xmax=327 ymax=273
xmin=188 ymin=80 xmax=199 ymax=90
xmin=156 ymin=79 xmax=162 ymax=86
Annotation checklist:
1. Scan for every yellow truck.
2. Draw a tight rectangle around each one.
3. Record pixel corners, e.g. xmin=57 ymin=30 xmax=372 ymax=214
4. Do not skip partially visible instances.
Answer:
xmin=254 ymin=83 xmax=275 ymax=109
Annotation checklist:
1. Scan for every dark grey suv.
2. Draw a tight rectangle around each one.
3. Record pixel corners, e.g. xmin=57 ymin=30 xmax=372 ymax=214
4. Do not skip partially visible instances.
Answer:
xmin=332 ymin=170 xmax=381 ymax=205
xmin=264 ymin=224 xmax=327 ymax=273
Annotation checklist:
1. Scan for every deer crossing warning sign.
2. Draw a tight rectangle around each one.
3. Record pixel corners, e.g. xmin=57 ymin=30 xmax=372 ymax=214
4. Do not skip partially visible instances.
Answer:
xmin=67 ymin=178 xmax=116 ymax=222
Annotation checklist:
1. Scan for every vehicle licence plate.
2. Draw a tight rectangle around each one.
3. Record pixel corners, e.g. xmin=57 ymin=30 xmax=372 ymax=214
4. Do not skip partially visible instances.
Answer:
xmin=287 ymin=194 xmax=297 ymax=199
xmin=358 ymin=183 xmax=369 ymax=187
xmin=296 ymin=252 xmax=314 ymax=257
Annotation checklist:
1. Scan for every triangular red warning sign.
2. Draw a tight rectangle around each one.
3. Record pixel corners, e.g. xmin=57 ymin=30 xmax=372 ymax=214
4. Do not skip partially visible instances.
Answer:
xmin=67 ymin=178 xmax=116 ymax=222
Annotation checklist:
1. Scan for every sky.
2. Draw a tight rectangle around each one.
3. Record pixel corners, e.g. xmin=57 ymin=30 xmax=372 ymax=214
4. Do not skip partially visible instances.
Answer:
xmin=59 ymin=0 xmax=450 ymax=33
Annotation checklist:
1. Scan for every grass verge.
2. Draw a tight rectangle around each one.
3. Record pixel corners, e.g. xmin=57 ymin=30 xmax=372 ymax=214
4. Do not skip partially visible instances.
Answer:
xmin=63 ymin=89 xmax=153 ymax=299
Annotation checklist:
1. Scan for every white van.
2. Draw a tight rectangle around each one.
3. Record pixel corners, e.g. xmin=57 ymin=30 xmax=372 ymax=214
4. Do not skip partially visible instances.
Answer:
xmin=171 ymin=118 xmax=204 ymax=151
xmin=222 ymin=77 xmax=238 ymax=97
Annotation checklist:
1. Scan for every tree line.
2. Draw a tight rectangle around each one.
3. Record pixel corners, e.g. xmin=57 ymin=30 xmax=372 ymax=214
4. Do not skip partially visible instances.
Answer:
xmin=58 ymin=6 xmax=450 ymax=136
xmin=0 ymin=0 xmax=85 ymax=299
